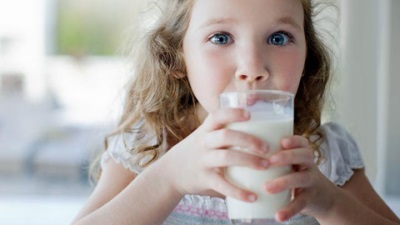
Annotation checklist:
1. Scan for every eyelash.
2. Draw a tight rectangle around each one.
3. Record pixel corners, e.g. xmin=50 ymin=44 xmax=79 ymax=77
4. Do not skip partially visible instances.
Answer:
xmin=208 ymin=32 xmax=233 ymax=45
xmin=208 ymin=30 xmax=295 ymax=46
xmin=269 ymin=30 xmax=295 ymax=45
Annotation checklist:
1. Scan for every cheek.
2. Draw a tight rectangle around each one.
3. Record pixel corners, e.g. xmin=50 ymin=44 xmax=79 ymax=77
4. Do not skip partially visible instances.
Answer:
xmin=185 ymin=48 xmax=233 ymax=111
xmin=275 ymin=52 xmax=305 ymax=94
xmin=188 ymin=53 xmax=231 ymax=90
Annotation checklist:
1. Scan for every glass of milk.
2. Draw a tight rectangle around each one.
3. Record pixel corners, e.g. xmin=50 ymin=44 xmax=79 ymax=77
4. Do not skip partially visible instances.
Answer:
xmin=220 ymin=90 xmax=294 ymax=224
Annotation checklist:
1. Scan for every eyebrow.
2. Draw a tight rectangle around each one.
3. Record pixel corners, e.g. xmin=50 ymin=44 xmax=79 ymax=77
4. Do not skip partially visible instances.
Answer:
xmin=199 ymin=16 xmax=302 ymax=31
xmin=199 ymin=18 xmax=237 ymax=29
xmin=275 ymin=16 xmax=303 ymax=31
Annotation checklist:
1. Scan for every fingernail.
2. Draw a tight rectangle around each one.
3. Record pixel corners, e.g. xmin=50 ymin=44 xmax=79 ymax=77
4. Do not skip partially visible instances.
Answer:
xmin=270 ymin=156 xmax=279 ymax=164
xmin=282 ymin=138 xmax=290 ymax=147
xmin=262 ymin=142 xmax=269 ymax=153
xmin=277 ymin=211 xmax=288 ymax=221
xmin=260 ymin=160 xmax=269 ymax=168
xmin=242 ymin=110 xmax=250 ymax=119
xmin=265 ymin=183 xmax=274 ymax=192
xmin=248 ymin=194 xmax=257 ymax=202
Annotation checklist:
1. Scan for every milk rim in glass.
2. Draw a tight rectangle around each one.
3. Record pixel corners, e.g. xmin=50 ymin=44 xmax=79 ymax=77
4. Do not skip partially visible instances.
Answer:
xmin=219 ymin=90 xmax=294 ymax=225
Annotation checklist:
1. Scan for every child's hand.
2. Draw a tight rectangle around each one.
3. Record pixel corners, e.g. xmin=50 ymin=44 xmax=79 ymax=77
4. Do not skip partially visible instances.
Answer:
xmin=164 ymin=108 xmax=270 ymax=203
xmin=264 ymin=136 xmax=340 ymax=222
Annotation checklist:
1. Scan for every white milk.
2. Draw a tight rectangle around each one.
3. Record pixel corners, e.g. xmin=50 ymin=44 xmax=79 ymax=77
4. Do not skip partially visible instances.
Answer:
xmin=225 ymin=116 xmax=293 ymax=219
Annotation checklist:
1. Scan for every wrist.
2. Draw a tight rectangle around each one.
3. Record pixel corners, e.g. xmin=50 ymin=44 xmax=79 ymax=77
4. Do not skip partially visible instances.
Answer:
xmin=159 ymin=147 xmax=194 ymax=197
xmin=156 ymin=153 xmax=186 ymax=198
xmin=141 ymin=155 xmax=185 ymax=201
xmin=315 ymin=187 xmax=350 ymax=222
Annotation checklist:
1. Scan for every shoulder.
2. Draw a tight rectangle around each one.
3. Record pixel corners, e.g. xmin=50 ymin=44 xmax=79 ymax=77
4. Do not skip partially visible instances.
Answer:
xmin=319 ymin=122 xmax=361 ymax=158
xmin=101 ymin=133 xmax=145 ymax=174
xmin=317 ymin=122 xmax=365 ymax=186
xmin=101 ymin=122 xmax=165 ymax=174
xmin=320 ymin=122 xmax=358 ymax=147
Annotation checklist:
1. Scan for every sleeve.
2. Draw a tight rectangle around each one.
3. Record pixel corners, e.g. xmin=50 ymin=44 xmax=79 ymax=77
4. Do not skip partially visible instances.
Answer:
xmin=101 ymin=133 xmax=148 ymax=174
xmin=318 ymin=122 xmax=365 ymax=186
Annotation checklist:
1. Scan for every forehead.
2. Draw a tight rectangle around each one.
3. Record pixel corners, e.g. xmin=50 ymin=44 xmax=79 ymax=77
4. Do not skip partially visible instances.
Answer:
xmin=189 ymin=0 xmax=304 ymax=29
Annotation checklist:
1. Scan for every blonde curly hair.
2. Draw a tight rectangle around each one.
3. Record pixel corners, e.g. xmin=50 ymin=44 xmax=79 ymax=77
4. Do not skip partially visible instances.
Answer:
xmin=91 ymin=0 xmax=334 ymax=180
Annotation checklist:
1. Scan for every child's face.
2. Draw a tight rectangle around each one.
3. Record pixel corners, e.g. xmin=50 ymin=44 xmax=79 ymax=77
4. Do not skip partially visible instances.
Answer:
xmin=183 ymin=0 xmax=306 ymax=119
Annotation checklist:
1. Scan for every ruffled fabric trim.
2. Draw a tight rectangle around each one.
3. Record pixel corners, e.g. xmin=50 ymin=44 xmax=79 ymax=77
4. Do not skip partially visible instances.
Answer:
xmin=101 ymin=149 xmax=144 ymax=174
xmin=179 ymin=195 xmax=227 ymax=212
xmin=101 ymin=120 xmax=165 ymax=174
xmin=318 ymin=122 xmax=365 ymax=186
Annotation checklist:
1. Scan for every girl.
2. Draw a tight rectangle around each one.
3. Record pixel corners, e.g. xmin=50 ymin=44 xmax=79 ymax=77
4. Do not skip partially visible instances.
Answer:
xmin=72 ymin=0 xmax=400 ymax=224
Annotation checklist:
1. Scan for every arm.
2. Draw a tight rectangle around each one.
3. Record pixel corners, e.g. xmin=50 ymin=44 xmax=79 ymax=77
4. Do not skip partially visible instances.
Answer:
xmin=72 ymin=157 xmax=184 ymax=225
xmin=72 ymin=108 xmax=272 ymax=225
xmin=265 ymin=136 xmax=400 ymax=225
xmin=317 ymin=168 xmax=400 ymax=225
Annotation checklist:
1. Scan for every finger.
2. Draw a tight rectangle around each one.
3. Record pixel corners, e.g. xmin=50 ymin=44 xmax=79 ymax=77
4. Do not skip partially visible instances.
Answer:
xmin=202 ymin=108 xmax=250 ymax=131
xmin=269 ymin=148 xmax=314 ymax=167
xmin=204 ymin=129 xmax=269 ymax=154
xmin=209 ymin=173 xmax=257 ymax=203
xmin=202 ymin=150 xmax=269 ymax=170
xmin=281 ymin=135 xmax=309 ymax=149
xmin=265 ymin=171 xmax=312 ymax=194
xmin=275 ymin=190 xmax=309 ymax=222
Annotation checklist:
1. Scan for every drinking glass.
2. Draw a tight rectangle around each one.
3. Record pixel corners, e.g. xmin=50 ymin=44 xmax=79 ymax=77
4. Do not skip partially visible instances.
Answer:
xmin=220 ymin=90 xmax=294 ymax=224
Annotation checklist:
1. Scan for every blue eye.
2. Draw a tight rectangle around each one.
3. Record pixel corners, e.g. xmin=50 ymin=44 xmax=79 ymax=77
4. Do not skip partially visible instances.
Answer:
xmin=210 ymin=33 xmax=231 ymax=45
xmin=268 ymin=32 xmax=291 ymax=46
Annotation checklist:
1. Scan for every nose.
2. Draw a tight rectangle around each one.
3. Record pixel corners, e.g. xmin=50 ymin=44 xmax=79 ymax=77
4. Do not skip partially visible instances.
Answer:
xmin=235 ymin=73 xmax=268 ymax=82
xmin=235 ymin=46 xmax=269 ymax=84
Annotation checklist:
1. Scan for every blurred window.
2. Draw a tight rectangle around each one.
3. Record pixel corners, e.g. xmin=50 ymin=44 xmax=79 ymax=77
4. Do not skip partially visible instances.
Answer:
xmin=55 ymin=0 xmax=136 ymax=56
